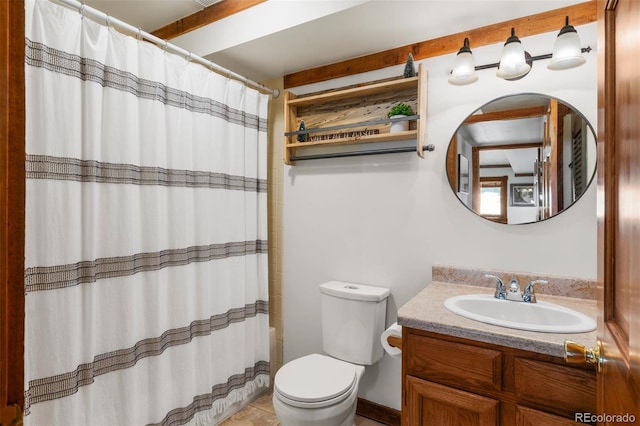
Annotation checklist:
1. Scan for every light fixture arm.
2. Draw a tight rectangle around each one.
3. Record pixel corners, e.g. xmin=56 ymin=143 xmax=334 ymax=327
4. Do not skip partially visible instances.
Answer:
xmin=504 ymin=28 xmax=520 ymax=45
xmin=459 ymin=37 xmax=472 ymax=54
xmin=473 ymin=46 xmax=592 ymax=71
xmin=558 ymin=15 xmax=578 ymax=36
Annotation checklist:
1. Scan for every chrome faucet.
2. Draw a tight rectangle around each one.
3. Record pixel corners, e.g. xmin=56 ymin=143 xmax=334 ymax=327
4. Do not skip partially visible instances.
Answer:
xmin=485 ymin=274 xmax=548 ymax=303
xmin=522 ymin=279 xmax=548 ymax=303
xmin=485 ymin=274 xmax=507 ymax=299
xmin=506 ymin=278 xmax=523 ymax=301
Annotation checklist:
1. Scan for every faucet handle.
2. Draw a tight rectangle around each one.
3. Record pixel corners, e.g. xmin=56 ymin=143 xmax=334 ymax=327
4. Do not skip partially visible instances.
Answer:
xmin=485 ymin=274 xmax=506 ymax=299
xmin=523 ymin=279 xmax=548 ymax=303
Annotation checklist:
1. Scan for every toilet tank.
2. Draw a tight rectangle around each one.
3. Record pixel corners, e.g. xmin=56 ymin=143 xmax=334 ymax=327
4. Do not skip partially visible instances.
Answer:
xmin=319 ymin=281 xmax=390 ymax=365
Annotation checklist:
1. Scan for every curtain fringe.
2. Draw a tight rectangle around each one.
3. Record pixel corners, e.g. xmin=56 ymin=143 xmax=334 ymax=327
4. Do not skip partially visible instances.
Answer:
xmin=194 ymin=374 xmax=270 ymax=426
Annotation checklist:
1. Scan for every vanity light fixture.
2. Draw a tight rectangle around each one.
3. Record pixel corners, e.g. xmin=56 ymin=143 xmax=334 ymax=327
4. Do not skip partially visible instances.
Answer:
xmin=496 ymin=28 xmax=531 ymax=80
xmin=448 ymin=37 xmax=479 ymax=86
xmin=548 ymin=16 xmax=587 ymax=70
xmin=448 ymin=17 xmax=591 ymax=85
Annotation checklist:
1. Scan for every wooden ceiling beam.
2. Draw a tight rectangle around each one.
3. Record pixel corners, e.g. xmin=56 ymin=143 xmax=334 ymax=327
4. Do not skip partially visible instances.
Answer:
xmin=478 ymin=142 xmax=543 ymax=151
xmin=284 ymin=1 xmax=596 ymax=89
xmin=464 ymin=106 xmax=548 ymax=124
xmin=151 ymin=0 xmax=266 ymax=40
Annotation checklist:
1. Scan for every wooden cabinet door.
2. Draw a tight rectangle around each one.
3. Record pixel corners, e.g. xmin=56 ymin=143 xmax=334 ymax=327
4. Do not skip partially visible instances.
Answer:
xmin=515 ymin=405 xmax=584 ymax=426
xmin=404 ymin=376 xmax=498 ymax=426
xmin=0 ymin=0 xmax=26 ymax=422
xmin=597 ymin=0 xmax=640 ymax=419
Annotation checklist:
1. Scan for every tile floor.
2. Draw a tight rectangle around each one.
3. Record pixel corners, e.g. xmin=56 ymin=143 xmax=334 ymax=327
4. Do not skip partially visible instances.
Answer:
xmin=219 ymin=391 xmax=387 ymax=426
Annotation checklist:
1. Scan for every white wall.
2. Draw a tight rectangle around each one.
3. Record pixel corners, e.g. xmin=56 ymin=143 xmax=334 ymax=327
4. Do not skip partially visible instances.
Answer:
xmin=281 ymin=23 xmax=597 ymax=410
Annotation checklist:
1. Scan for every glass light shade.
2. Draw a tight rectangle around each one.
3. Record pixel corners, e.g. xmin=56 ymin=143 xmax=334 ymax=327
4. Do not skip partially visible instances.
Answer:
xmin=449 ymin=51 xmax=478 ymax=85
xmin=496 ymin=39 xmax=530 ymax=79
xmin=496 ymin=28 xmax=530 ymax=80
xmin=548 ymin=22 xmax=586 ymax=70
xmin=449 ymin=38 xmax=478 ymax=86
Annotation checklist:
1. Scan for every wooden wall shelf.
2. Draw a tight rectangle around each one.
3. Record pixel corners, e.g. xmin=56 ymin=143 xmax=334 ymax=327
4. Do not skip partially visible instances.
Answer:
xmin=284 ymin=64 xmax=428 ymax=165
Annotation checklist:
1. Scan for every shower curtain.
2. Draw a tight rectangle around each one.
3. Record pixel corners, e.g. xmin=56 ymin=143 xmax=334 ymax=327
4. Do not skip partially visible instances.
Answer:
xmin=23 ymin=0 xmax=270 ymax=424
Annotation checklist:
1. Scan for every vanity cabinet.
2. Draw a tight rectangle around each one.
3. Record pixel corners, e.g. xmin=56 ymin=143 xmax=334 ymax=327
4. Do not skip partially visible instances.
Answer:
xmin=402 ymin=327 xmax=596 ymax=426
xmin=283 ymin=64 xmax=428 ymax=164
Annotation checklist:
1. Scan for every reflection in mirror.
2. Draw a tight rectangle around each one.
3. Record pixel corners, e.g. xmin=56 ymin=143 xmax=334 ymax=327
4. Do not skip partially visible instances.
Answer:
xmin=446 ymin=94 xmax=596 ymax=224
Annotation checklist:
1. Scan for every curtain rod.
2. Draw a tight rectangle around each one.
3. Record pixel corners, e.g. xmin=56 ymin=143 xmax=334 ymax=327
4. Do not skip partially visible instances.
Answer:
xmin=52 ymin=0 xmax=280 ymax=98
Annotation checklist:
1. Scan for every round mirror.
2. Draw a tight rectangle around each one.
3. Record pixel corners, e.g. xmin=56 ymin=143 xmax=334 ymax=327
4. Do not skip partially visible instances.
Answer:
xmin=446 ymin=93 xmax=596 ymax=224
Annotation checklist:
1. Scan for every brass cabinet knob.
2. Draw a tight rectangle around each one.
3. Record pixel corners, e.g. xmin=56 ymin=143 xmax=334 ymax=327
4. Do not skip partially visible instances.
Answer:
xmin=564 ymin=340 xmax=603 ymax=372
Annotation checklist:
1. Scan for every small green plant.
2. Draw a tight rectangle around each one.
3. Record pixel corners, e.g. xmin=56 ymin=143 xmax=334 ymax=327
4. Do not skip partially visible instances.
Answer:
xmin=387 ymin=103 xmax=414 ymax=118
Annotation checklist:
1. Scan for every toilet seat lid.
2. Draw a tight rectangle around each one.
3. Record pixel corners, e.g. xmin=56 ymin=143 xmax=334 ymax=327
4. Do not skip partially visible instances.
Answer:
xmin=274 ymin=354 xmax=357 ymax=404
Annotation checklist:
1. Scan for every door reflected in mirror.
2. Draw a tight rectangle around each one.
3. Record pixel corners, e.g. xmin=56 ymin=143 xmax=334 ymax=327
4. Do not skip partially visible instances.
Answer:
xmin=446 ymin=93 xmax=596 ymax=224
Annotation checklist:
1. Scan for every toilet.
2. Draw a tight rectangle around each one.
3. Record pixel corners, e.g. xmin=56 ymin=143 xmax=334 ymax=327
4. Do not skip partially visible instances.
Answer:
xmin=273 ymin=281 xmax=390 ymax=426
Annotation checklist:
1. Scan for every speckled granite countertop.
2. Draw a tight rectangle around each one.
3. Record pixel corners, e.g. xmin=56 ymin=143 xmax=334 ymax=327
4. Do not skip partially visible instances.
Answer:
xmin=397 ymin=281 xmax=597 ymax=358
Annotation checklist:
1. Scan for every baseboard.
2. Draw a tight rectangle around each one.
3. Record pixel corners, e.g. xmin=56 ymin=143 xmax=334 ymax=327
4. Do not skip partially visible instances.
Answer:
xmin=356 ymin=398 xmax=401 ymax=426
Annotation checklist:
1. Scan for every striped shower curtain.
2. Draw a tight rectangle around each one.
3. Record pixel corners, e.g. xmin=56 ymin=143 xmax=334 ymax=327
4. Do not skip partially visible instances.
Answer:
xmin=23 ymin=0 xmax=270 ymax=424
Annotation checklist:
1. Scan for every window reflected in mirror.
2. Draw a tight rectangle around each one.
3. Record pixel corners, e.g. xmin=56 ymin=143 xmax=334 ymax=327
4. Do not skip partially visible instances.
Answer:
xmin=479 ymin=177 xmax=507 ymax=223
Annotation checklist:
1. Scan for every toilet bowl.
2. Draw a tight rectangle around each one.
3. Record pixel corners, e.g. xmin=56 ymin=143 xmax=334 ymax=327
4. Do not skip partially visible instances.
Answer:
xmin=272 ymin=354 xmax=365 ymax=426
xmin=273 ymin=281 xmax=390 ymax=426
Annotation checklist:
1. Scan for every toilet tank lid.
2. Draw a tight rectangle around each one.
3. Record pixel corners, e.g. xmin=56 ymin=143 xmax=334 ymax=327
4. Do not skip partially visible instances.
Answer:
xmin=319 ymin=281 xmax=390 ymax=302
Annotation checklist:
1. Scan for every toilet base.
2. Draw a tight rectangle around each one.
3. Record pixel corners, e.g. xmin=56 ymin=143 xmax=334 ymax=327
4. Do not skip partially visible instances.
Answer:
xmin=272 ymin=387 xmax=358 ymax=426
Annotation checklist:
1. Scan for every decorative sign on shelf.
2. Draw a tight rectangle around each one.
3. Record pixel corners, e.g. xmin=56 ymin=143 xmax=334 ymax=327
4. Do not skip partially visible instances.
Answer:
xmin=308 ymin=129 xmax=380 ymax=142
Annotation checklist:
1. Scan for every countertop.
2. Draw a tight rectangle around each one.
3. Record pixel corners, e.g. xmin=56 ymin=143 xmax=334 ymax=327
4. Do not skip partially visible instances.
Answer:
xmin=397 ymin=281 xmax=598 ymax=358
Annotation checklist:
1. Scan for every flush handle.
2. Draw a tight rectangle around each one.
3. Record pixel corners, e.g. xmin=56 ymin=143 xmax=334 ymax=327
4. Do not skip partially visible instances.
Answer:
xmin=564 ymin=340 xmax=603 ymax=373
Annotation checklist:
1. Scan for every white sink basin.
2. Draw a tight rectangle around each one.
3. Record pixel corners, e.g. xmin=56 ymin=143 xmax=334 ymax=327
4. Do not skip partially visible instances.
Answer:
xmin=444 ymin=294 xmax=596 ymax=333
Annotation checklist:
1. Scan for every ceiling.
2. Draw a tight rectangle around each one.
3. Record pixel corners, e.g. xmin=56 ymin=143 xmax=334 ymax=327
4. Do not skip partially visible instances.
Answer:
xmin=82 ymin=0 xmax=588 ymax=83
xmin=460 ymin=94 xmax=551 ymax=174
